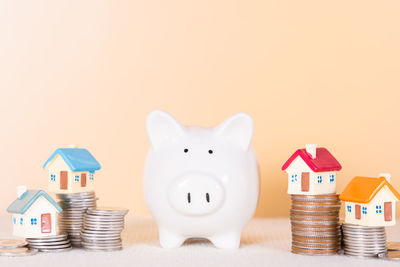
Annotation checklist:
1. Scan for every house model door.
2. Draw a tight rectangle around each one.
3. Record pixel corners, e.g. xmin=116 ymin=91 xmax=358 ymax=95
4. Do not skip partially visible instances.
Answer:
xmin=355 ymin=205 xmax=361 ymax=219
xmin=81 ymin=173 xmax=87 ymax=187
xmin=301 ymin=172 xmax=309 ymax=192
xmin=60 ymin=171 xmax=68 ymax=190
xmin=384 ymin=202 xmax=392 ymax=221
xmin=41 ymin=213 xmax=52 ymax=233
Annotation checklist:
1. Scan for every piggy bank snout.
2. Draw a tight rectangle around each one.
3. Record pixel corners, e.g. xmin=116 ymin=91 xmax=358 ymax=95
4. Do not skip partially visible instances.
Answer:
xmin=168 ymin=174 xmax=225 ymax=216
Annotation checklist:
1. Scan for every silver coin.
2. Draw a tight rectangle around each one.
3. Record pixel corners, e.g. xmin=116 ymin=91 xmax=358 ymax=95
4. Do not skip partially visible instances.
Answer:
xmin=344 ymin=252 xmax=379 ymax=258
xmin=61 ymin=207 xmax=91 ymax=211
xmin=292 ymin=244 xmax=339 ymax=250
xmin=84 ymin=216 xmax=125 ymax=221
xmin=342 ymin=231 xmax=386 ymax=236
xmin=81 ymin=233 xmax=121 ymax=238
xmin=343 ymin=231 xmax=385 ymax=234
xmin=0 ymin=239 xmax=28 ymax=249
xmin=57 ymin=192 xmax=95 ymax=198
xmin=30 ymin=244 xmax=72 ymax=249
xmin=27 ymin=237 xmax=69 ymax=242
xmin=40 ymin=246 xmax=73 ymax=253
xmin=59 ymin=200 xmax=96 ymax=203
xmin=84 ymin=219 xmax=125 ymax=223
xmin=28 ymin=240 xmax=71 ymax=246
xmin=82 ymin=240 xmax=122 ymax=246
xmin=344 ymin=250 xmax=386 ymax=255
xmin=81 ymin=231 xmax=121 ymax=236
xmin=83 ymin=224 xmax=124 ymax=229
xmin=291 ymin=220 xmax=338 ymax=225
xmin=87 ymin=207 xmax=129 ymax=215
xmin=81 ymin=236 xmax=121 ymax=241
xmin=343 ymin=238 xmax=386 ymax=243
xmin=27 ymin=234 xmax=68 ymax=240
xmin=0 ymin=247 xmax=39 ymax=257
xmin=82 ymin=237 xmax=121 ymax=242
xmin=84 ymin=247 xmax=122 ymax=252
xmin=290 ymin=209 xmax=339 ymax=215
xmin=82 ymin=234 xmax=121 ymax=240
xmin=344 ymin=239 xmax=386 ymax=244
xmin=343 ymin=237 xmax=385 ymax=241
xmin=60 ymin=198 xmax=95 ymax=202
xmin=61 ymin=202 xmax=97 ymax=205
xmin=344 ymin=246 xmax=386 ymax=252
xmin=83 ymin=245 xmax=122 ymax=250
xmin=84 ymin=224 xmax=124 ymax=228
xmin=84 ymin=221 xmax=125 ymax=225
xmin=342 ymin=226 xmax=383 ymax=230
xmin=344 ymin=243 xmax=387 ymax=248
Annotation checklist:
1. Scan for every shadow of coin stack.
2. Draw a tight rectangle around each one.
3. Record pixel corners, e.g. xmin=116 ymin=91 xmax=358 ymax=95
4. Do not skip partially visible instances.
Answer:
xmin=81 ymin=207 xmax=129 ymax=251
xmin=57 ymin=192 xmax=97 ymax=247
xmin=290 ymin=194 xmax=341 ymax=255
xmin=342 ymin=224 xmax=387 ymax=257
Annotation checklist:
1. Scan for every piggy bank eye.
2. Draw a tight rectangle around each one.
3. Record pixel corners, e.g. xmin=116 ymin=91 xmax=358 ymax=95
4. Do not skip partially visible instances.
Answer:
xmin=184 ymin=148 xmax=189 ymax=153
xmin=208 ymin=150 xmax=213 ymax=154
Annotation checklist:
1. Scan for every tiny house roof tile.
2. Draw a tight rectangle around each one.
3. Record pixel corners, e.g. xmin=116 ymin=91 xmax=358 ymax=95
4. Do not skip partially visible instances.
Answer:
xmin=340 ymin=176 xmax=400 ymax=203
xmin=43 ymin=148 xmax=101 ymax=172
xmin=282 ymin=147 xmax=342 ymax=172
xmin=7 ymin=190 xmax=62 ymax=214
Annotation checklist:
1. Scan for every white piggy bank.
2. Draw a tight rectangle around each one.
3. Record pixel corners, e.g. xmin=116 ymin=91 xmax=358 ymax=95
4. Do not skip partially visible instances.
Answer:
xmin=143 ymin=110 xmax=259 ymax=249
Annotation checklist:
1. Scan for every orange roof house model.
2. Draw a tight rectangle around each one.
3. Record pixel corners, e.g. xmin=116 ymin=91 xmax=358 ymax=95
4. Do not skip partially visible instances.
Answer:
xmin=340 ymin=174 xmax=400 ymax=227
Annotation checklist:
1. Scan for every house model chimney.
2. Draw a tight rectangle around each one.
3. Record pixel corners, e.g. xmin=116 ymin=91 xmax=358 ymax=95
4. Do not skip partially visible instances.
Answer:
xmin=379 ymin=173 xmax=391 ymax=182
xmin=305 ymin=144 xmax=317 ymax=159
xmin=17 ymin=185 xmax=27 ymax=199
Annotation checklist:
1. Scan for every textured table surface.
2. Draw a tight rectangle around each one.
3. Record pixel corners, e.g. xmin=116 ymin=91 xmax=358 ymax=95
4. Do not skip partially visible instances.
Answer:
xmin=0 ymin=216 xmax=399 ymax=267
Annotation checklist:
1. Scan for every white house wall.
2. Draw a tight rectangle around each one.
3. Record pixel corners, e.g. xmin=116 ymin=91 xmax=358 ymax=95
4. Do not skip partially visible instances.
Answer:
xmin=46 ymin=155 xmax=95 ymax=193
xmin=12 ymin=196 xmax=59 ymax=238
xmin=286 ymin=156 xmax=337 ymax=195
xmin=344 ymin=186 xmax=397 ymax=226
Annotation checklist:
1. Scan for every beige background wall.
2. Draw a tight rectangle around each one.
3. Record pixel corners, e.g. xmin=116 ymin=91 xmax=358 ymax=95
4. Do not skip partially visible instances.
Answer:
xmin=1 ymin=0 xmax=400 ymax=217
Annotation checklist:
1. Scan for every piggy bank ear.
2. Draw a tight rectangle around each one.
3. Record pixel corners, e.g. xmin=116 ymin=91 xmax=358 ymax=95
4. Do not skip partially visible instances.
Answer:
xmin=146 ymin=110 xmax=184 ymax=149
xmin=215 ymin=113 xmax=254 ymax=150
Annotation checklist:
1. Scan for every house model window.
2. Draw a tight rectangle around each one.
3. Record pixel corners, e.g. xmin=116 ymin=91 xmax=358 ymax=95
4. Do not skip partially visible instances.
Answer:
xmin=376 ymin=205 xmax=382 ymax=214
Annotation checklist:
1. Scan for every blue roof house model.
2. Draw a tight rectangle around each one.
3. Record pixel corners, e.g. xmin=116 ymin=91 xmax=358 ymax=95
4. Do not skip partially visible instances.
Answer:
xmin=7 ymin=186 xmax=62 ymax=238
xmin=43 ymin=147 xmax=101 ymax=194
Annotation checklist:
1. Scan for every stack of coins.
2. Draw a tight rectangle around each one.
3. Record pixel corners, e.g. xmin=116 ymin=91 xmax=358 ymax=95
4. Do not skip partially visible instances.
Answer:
xmin=0 ymin=239 xmax=37 ymax=257
xmin=290 ymin=194 xmax=341 ymax=255
xmin=26 ymin=234 xmax=71 ymax=252
xmin=81 ymin=207 xmax=128 ymax=251
xmin=57 ymin=191 xmax=97 ymax=246
xmin=342 ymin=224 xmax=387 ymax=258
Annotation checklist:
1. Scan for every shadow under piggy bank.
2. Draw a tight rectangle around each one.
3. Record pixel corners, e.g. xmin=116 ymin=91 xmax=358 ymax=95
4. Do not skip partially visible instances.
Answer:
xmin=122 ymin=217 xmax=290 ymax=252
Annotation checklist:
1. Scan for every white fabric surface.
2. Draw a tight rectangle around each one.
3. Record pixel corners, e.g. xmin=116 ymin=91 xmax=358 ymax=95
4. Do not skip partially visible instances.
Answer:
xmin=0 ymin=216 xmax=399 ymax=267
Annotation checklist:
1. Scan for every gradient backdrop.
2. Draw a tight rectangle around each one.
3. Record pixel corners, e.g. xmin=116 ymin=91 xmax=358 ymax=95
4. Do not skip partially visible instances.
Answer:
xmin=1 ymin=0 xmax=400 ymax=217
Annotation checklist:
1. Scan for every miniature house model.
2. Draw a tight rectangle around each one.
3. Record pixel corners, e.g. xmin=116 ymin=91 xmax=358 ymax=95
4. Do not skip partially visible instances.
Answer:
xmin=43 ymin=147 xmax=101 ymax=194
xmin=340 ymin=174 xmax=400 ymax=227
xmin=7 ymin=186 xmax=62 ymax=238
xmin=282 ymin=144 xmax=342 ymax=195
